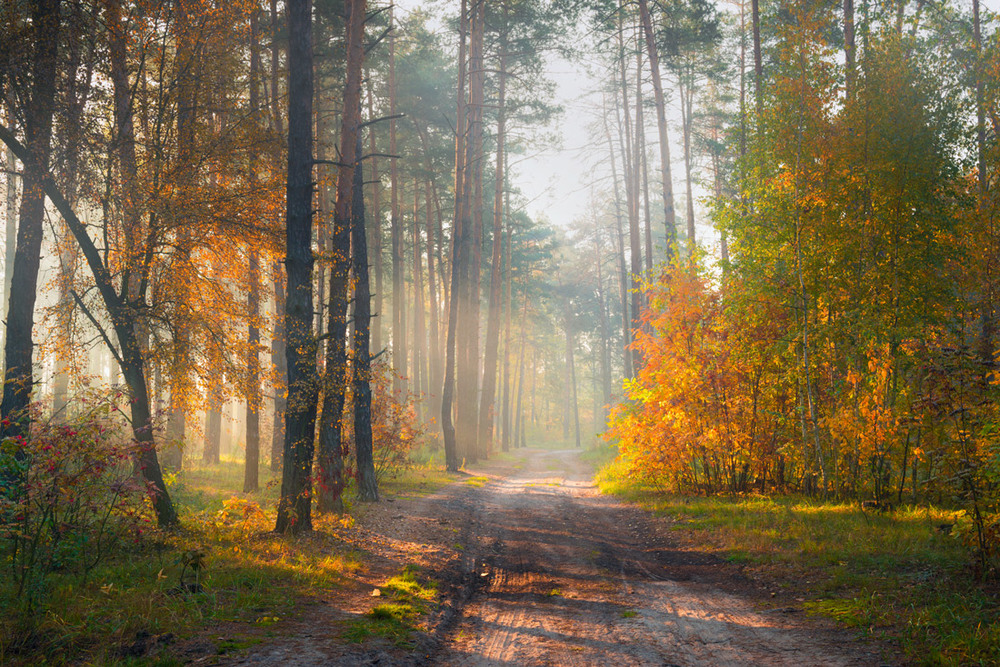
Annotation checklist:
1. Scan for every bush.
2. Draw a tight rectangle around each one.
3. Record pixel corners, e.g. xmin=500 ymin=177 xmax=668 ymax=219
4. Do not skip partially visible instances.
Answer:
xmin=0 ymin=402 xmax=150 ymax=607
xmin=344 ymin=358 xmax=427 ymax=485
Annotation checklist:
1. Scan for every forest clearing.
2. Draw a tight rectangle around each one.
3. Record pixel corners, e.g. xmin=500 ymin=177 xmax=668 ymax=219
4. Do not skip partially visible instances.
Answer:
xmin=4 ymin=0 xmax=1000 ymax=663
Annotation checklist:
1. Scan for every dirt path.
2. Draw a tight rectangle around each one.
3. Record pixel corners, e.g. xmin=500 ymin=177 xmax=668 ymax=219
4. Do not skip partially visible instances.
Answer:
xmin=227 ymin=449 xmax=895 ymax=666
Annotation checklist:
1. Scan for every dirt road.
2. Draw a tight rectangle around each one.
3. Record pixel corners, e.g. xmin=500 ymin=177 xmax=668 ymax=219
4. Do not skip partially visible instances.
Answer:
xmin=230 ymin=448 xmax=893 ymax=666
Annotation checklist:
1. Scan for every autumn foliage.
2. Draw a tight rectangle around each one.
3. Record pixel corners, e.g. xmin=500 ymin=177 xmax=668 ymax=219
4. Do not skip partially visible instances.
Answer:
xmin=609 ymin=9 xmax=1000 ymax=575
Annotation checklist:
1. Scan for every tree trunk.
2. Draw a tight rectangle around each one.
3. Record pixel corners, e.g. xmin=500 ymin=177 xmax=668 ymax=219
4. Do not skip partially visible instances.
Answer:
xmin=204 ymin=386 xmax=222 ymax=464
xmin=513 ymin=292 xmax=529 ymax=449
xmin=318 ymin=0 xmax=367 ymax=513
xmin=389 ymin=9 xmax=406 ymax=396
xmin=500 ymin=165 xmax=512 ymax=452
xmin=458 ymin=0 xmax=485 ymax=463
xmin=270 ymin=263 xmax=287 ymax=471
xmin=268 ymin=0 xmax=286 ymax=473
xmin=442 ymin=0 xmax=469 ymax=472
xmin=3 ymin=137 xmax=15 ymax=378
xmin=844 ymin=0 xmax=856 ymax=101
xmin=616 ymin=23 xmax=643 ymax=372
xmin=1 ymin=0 xmax=58 ymax=448
xmin=425 ymin=178 xmax=441 ymax=425
xmin=752 ymin=0 xmax=763 ymax=119
xmin=352 ymin=128 xmax=378 ymax=502
xmin=602 ymin=96 xmax=632 ymax=379
xmin=366 ymin=79 xmax=383 ymax=354
xmin=275 ymin=0 xmax=318 ymax=534
xmin=411 ymin=180 xmax=426 ymax=422
xmin=637 ymin=0 xmax=678 ymax=255
xmin=478 ymin=14 xmax=508 ymax=458
xmin=594 ymin=235 xmax=612 ymax=422
xmin=244 ymin=8 xmax=263 ymax=493
xmin=0 ymin=123 xmax=179 ymax=525
xmin=678 ymin=72 xmax=696 ymax=254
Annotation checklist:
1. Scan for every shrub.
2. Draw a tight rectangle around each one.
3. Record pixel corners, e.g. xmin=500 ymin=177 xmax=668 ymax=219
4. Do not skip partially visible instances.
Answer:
xmin=344 ymin=358 xmax=427 ymax=485
xmin=0 ymin=402 xmax=150 ymax=607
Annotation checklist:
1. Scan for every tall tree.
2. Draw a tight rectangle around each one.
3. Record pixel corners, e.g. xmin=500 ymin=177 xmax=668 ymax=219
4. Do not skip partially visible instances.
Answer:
xmin=0 ymin=0 xmax=60 ymax=441
xmin=275 ymin=0 xmax=318 ymax=534
xmin=442 ymin=0 xmax=470 ymax=472
xmin=637 ymin=0 xmax=678 ymax=255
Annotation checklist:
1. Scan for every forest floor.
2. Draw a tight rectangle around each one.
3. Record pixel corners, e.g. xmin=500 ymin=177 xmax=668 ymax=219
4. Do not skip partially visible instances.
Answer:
xmin=180 ymin=447 xmax=899 ymax=666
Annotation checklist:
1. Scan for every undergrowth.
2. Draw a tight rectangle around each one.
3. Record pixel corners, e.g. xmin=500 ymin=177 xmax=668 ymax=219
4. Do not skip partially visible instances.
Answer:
xmin=0 ymin=457 xmax=364 ymax=665
xmin=595 ymin=455 xmax=1000 ymax=665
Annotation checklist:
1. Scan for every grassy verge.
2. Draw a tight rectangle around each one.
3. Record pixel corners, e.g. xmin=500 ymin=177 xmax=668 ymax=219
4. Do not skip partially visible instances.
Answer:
xmin=343 ymin=564 xmax=438 ymax=648
xmin=595 ymin=456 xmax=1000 ymax=665
xmin=0 ymin=456 xmax=456 ymax=665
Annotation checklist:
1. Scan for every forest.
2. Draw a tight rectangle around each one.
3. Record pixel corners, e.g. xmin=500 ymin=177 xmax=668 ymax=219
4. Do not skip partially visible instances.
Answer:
xmin=2 ymin=0 xmax=1000 ymax=663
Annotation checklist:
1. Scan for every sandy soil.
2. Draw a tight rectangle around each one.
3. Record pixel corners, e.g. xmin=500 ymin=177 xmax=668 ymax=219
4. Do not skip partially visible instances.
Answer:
xmin=221 ymin=448 xmax=897 ymax=666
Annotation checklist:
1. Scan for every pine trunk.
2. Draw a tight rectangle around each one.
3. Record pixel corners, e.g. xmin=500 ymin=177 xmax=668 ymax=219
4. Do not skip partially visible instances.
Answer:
xmin=275 ymin=0 xmax=318 ymax=534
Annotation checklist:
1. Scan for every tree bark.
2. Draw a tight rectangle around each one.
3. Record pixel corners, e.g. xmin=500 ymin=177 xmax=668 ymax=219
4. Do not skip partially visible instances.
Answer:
xmin=352 ymin=128 xmax=378 ymax=502
xmin=366 ymin=79 xmax=383 ymax=354
xmin=1 ymin=0 xmax=59 ymax=442
xmin=478 ymin=11 xmax=508 ymax=458
xmin=244 ymin=7 xmax=264 ymax=493
xmin=442 ymin=0 xmax=470 ymax=472
xmin=318 ymin=0 xmax=367 ymax=513
xmin=411 ymin=179 xmax=426 ymax=422
xmin=275 ymin=0 xmax=318 ymax=534
xmin=389 ymin=8 xmax=406 ymax=396
xmin=458 ymin=0 xmax=485 ymax=462
xmin=602 ymin=95 xmax=632 ymax=379
xmin=637 ymin=0 xmax=678 ymax=256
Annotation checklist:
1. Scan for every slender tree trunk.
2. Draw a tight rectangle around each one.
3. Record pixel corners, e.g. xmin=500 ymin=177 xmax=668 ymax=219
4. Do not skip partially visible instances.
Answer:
xmin=602 ymin=97 xmax=633 ymax=379
xmin=270 ymin=264 xmax=287 ymax=470
xmin=245 ymin=8 xmax=264 ymax=493
xmin=442 ymin=0 xmax=469 ymax=472
xmin=412 ymin=178 xmax=426 ymax=422
xmin=844 ymin=0 xmax=856 ymax=101
xmin=3 ymin=138 xmax=14 ymax=376
xmin=478 ymin=14 xmax=507 ymax=457
xmin=594 ymin=234 xmax=612 ymax=422
xmin=513 ymin=293 xmax=528 ymax=449
xmin=458 ymin=0 xmax=485 ymax=462
xmin=276 ymin=0 xmax=318 ymax=534
xmin=638 ymin=96 xmax=653 ymax=273
xmin=366 ymin=80 xmax=383 ymax=354
xmin=637 ymin=0 xmax=677 ymax=255
xmin=318 ymin=0 xmax=367 ymax=513
xmin=752 ymin=0 xmax=763 ymax=119
xmin=1 ymin=0 xmax=59 ymax=440
xmin=353 ymin=128 xmax=378 ymax=502
xmin=500 ymin=166 xmax=512 ymax=452
xmin=678 ymin=72 xmax=696 ymax=254
xmin=563 ymin=296 xmax=574 ymax=443
xmin=268 ymin=0 xmax=286 ymax=473
xmin=425 ymin=178 xmax=441 ymax=424
xmin=618 ymin=23 xmax=643 ymax=371
xmin=389 ymin=9 xmax=406 ymax=396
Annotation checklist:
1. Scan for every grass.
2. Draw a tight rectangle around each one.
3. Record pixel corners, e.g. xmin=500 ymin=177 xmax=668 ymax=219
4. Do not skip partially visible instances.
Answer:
xmin=344 ymin=565 xmax=438 ymax=648
xmin=0 ymin=456 xmax=372 ymax=665
xmin=595 ymin=459 xmax=1000 ymax=665
xmin=464 ymin=476 xmax=489 ymax=488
